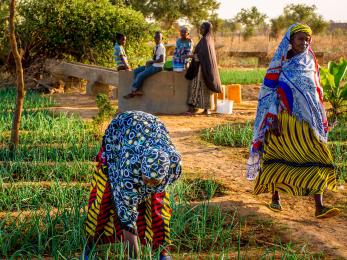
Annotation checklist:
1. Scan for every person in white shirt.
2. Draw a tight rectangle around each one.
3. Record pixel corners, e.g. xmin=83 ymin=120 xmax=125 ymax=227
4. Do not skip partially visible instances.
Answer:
xmin=124 ymin=31 xmax=166 ymax=99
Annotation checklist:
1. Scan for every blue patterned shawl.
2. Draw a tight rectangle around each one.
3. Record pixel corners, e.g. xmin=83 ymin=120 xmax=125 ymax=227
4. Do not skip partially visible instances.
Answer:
xmin=247 ymin=24 xmax=329 ymax=180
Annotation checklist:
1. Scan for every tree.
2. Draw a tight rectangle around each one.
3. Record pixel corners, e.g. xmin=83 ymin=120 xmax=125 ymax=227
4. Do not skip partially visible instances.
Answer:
xmin=0 ymin=0 xmax=9 ymax=65
xmin=234 ymin=7 xmax=267 ymax=39
xmin=270 ymin=4 xmax=328 ymax=38
xmin=124 ymin=0 xmax=220 ymax=30
xmin=12 ymin=0 xmax=154 ymax=67
xmin=8 ymin=0 xmax=26 ymax=151
xmin=180 ymin=0 xmax=220 ymax=30
xmin=220 ymin=19 xmax=241 ymax=35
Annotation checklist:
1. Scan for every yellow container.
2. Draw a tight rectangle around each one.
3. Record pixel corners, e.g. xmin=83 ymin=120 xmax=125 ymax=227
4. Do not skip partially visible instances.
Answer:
xmin=226 ymin=84 xmax=242 ymax=104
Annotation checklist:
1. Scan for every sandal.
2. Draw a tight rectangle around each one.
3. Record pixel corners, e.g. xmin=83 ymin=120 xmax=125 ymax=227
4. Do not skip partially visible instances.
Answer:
xmin=160 ymin=255 xmax=171 ymax=260
xmin=133 ymin=90 xmax=143 ymax=96
xmin=268 ymin=201 xmax=283 ymax=212
xmin=123 ymin=92 xmax=136 ymax=99
xmin=315 ymin=206 xmax=340 ymax=219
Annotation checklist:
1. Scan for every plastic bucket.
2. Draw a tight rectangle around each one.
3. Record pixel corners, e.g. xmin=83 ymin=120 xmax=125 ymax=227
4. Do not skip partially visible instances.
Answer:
xmin=216 ymin=99 xmax=233 ymax=114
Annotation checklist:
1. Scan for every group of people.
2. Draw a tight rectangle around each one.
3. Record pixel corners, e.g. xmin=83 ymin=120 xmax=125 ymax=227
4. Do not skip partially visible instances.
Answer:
xmin=83 ymin=23 xmax=340 ymax=260
xmin=116 ymin=22 xmax=222 ymax=115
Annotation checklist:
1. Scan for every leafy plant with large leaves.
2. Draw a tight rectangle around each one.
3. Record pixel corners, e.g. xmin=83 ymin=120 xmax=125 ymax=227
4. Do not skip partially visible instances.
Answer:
xmin=320 ymin=58 xmax=347 ymax=117
xmin=3 ymin=0 xmax=155 ymax=67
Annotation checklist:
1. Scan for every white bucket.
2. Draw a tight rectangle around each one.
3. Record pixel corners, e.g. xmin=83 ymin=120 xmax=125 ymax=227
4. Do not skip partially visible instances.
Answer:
xmin=216 ymin=99 xmax=233 ymax=114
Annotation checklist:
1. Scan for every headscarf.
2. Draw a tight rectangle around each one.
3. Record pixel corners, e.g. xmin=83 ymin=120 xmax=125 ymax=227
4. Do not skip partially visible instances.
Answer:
xmin=195 ymin=22 xmax=222 ymax=93
xmin=180 ymin=26 xmax=190 ymax=37
xmin=246 ymin=23 xmax=328 ymax=180
xmin=141 ymin=148 xmax=170 ymax=181
xmin=290 ymin=23 xmax=312 ymax=37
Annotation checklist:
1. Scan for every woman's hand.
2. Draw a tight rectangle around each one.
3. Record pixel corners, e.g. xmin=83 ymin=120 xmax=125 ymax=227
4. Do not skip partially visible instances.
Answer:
xmin=123 ymin=230 xmax=139 ymax=259
xmin=146 ymin=60 xmax=153 ymax=67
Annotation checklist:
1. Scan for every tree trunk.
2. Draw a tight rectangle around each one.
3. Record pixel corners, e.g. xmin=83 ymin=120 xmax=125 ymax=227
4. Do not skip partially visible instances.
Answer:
xmin=8 ymin=0 xmax=25 ymax=152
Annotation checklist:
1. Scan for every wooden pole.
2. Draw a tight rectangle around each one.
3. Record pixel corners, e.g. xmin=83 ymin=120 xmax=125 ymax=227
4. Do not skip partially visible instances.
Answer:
xmin=8 ymin=0 xmax=26 ymax=151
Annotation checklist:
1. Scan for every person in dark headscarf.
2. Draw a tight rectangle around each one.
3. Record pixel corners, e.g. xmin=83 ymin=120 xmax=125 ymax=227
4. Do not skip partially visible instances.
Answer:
xmin=186 ymin=22 xmax=222 ymax=115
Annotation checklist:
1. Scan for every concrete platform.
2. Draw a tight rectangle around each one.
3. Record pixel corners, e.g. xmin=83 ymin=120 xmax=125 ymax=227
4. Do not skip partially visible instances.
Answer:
xmin=117 ymin=71 xmax=190 ymax=114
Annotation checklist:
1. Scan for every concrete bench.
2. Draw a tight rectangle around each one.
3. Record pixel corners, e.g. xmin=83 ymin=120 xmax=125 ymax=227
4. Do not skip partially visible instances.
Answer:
xmin=117 ymin=71 xmax=190 ymax=114
xmin=45 ymin=59 xmax=118 ymax=95
xmin=229 ymin=51 xmax=269 ymax=66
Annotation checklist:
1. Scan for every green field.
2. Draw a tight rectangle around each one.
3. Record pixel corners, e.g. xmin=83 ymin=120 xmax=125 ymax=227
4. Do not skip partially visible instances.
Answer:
xmin=0 ymin=88 xmax=323 ymax=258
xmin=220 ymin=68 xmax=266 ymax=85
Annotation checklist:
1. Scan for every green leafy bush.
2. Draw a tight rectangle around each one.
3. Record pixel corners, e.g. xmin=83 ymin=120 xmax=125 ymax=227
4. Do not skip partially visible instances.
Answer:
xmin=320 ymin=58 xmax=347 ymax=117
xmin=4 ymin=0 xmax=155 ymax=67
xmin=92 ymin=94 xmax=116 ymax=136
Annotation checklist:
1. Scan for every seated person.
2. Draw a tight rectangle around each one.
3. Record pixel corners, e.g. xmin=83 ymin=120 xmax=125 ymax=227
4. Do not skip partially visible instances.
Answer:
xmin=124 ymin=31 xmax=165 ymax=99
xmin=114 ymin=32 xmax=131 ymax=71
xmin=173 ymin=26 xmax=193 ymax=72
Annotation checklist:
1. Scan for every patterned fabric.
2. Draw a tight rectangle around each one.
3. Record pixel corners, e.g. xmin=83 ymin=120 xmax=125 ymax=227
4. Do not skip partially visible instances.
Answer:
xmin=187 ymin=65 xmax=214 ymax=110
xmin=114 ymin=43 xmax=128 ymax=67
xmin=290 ymin=23 xmax=312 ymax=36
xmin=254 ymin=112 xmax=336 ymax=195
xmin=247 ymin=24 xmax=329 ymax=180
xmin=85 ymin=164 xmax=172 ymax=249
xmin=101 ymin=111 xmax=181 ymax=233
xmin=173 ymin=39 xmax=193 ymax=71
xmin=141 ymin=149 xmax=170 ymax=181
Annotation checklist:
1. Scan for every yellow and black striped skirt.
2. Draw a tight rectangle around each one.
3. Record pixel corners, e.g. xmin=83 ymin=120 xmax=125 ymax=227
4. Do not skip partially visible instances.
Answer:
xmin=85 ymin=165 xmax=172 ymax=250
xmin=254 ymin=112 xmax=336 ymax=196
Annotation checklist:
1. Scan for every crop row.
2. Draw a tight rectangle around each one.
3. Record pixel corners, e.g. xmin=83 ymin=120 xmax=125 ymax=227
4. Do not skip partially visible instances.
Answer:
xmin=0 ymin=88 xmax=54 ymax=110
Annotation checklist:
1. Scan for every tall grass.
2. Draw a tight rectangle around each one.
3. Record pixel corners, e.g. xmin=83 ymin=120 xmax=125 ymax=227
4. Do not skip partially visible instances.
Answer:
xmin=0 ymin=183 xmax=89 ymax=211
xmin=329 ymin=115 xmax=347 ymax=182
xmin=201 ymin=122 xmax=253 ymax=147
xmin=0 ymin=88 xmax=54 ymax=110
xmin=220 ymin=69 xmax=266 ymax=85
xmin=0 ymin=161 xmax=94 ymax=182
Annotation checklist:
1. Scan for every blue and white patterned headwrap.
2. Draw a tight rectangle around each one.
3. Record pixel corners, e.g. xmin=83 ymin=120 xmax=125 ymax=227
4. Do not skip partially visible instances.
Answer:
xmin=141 ymin=148 xmax=170 ymax=181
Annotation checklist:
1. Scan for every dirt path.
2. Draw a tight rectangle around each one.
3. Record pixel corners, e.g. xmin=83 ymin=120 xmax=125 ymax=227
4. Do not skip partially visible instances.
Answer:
xmin=51 ymin=92 xmax=347 ymax=258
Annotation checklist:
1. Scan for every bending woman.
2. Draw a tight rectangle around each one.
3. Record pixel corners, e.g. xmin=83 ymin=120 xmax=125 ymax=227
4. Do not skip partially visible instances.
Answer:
xmin=84 ymin=111 xmax=181 ymax=260
xmin=247 ymin=24 xmax=339 ymax=219
xmin=187 ymin=22 xmax=222 ymax=115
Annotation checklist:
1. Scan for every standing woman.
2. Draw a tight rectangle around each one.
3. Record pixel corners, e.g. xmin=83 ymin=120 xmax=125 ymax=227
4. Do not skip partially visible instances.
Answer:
xmin=247 ymin=24 xmax=339 ymax=219
xmin=186 ymin=22 xmax=222 ymax=115
xmin=172 ymin=26 xmax=193 ymax=72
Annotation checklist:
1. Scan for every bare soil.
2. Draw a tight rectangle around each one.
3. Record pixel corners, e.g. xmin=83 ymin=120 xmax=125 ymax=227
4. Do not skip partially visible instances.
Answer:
xmin=50 ymin=92 xmax=347 ymax=258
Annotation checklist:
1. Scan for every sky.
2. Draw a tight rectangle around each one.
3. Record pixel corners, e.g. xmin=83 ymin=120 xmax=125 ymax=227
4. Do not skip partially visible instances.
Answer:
xmin=217 ymin=0 xmax=347 ymax=22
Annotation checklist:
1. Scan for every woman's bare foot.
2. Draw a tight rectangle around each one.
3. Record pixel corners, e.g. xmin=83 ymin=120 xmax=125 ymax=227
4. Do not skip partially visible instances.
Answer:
xmin=203 ymin=109 xmax=211 ymax=115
